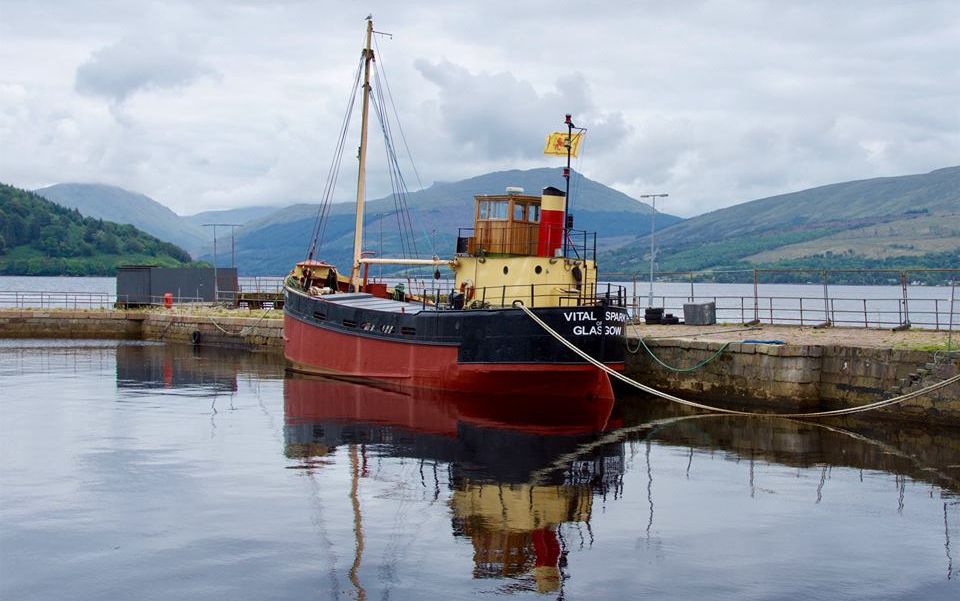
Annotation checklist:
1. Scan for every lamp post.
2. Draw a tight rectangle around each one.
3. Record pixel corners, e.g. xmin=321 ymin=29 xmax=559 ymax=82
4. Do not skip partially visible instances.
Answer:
xmin=639 ymin=193 xmax=668 ymax=308
xmin=203 ymin=223 xmax=241 ymax=302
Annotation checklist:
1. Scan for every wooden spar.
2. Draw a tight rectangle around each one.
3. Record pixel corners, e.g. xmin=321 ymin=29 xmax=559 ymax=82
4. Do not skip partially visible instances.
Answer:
xmin=359 ymin=257 xmax=454 ymax=266
xmin=350 ymin=18 xmax=375 ymax=292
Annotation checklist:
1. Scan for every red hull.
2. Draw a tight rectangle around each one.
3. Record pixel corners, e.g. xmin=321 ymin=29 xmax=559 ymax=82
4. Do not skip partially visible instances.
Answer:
xmin=284 ymin=314 xmax=620 ymax=401
xmin=284 ymin=375 xmax=616 ymax=436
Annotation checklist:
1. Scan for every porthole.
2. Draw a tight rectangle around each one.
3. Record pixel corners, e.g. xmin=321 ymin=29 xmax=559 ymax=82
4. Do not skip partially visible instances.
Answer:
xmin=502 ymin=266 xmax=509 ymax=275
xmin=534 ymin=265 xmax=543 ymax=274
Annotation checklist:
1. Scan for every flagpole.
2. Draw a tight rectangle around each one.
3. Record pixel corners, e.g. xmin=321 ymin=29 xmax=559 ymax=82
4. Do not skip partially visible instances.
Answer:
xmin=562 ymin=114 xmax=573 ymax=257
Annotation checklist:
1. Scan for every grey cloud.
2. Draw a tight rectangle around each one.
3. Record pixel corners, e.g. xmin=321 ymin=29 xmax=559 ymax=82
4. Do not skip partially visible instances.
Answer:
xmin=75 ymin=37 xmax=217 ymax=103
xmin=414 ymin=60 xmax=625 ymax=161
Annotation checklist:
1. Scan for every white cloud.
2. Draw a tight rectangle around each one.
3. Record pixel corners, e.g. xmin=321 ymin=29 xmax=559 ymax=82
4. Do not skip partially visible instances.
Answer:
xmin=0 ymin=0 xmax=957 ymax=217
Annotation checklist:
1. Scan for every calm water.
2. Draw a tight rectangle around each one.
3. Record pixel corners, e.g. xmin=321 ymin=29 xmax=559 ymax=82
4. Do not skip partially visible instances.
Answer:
xmin=1 ymin=340 xmax=959 ymax=599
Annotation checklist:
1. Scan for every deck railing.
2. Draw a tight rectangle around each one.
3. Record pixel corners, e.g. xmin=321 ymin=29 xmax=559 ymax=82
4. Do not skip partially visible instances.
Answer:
xmin=397 ymin=280 xmax=629 ymax=310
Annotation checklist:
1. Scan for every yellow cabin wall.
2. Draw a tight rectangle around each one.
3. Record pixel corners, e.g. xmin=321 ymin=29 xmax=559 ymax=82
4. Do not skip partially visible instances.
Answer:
xmin=453 ymin=255 xmax=597 ymax=307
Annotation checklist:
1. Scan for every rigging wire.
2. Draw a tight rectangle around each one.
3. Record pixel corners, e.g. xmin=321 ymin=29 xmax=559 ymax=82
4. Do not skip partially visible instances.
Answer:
xmin=305 ymin=56 xmax=365 ymax=260
xmin=373 ymin=34 xmax=426 ymax=194
xmin=370 ymin=70 xmax=415 ymax=259
xmin=372 ymin=34 xmax=437 ymax=259
xmin=370 ymin=64 xmax=426 ymax=270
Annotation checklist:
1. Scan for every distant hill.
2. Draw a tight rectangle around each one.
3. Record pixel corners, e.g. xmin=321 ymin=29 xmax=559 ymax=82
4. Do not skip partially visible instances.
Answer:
xmin=35 ymin=183 xmax=209 ymax=256
xmin=221 ymin=167 xmax=683 ymax=275
xmin=602 ymin=166 xmax=960 ymax=282
xmin=184 ymin=206 xmax=279 ymax=228
xmin=0 ymin=183 xmax=198 ymax=276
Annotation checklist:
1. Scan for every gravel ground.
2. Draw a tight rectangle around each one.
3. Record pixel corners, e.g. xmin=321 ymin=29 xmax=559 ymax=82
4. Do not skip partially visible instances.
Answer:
xmin=629 ymin=322 xmax=958 ymax=350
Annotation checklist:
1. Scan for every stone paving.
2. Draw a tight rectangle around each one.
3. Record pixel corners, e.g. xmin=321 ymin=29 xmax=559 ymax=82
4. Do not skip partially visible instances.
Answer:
xmin=629 ymin=322 xmax=957 ymax=350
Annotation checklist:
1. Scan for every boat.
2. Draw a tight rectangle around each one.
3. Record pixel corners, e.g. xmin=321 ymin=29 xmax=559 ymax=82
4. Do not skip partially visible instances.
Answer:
xmin=282 ymin=17 xmax=629 ymax=400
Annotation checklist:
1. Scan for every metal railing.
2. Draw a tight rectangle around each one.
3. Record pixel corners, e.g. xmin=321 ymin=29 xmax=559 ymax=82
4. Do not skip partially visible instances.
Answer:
xmin=237 ymin=276 xmax=285 ymax=294
xmin=638 ymin=294 xmax=957 ymax=330
xmin=608 ymin=268 xmax=959 ymax=331
xmin=398 ymin=280 xmax=629 ymax=310
xmin=0 ymin=291 xmax=124 ymax=310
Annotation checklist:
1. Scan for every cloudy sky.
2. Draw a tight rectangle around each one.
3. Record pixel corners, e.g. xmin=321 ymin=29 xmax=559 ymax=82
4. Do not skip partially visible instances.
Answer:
xmin=1 ymin=0 xmax=958 ymax=217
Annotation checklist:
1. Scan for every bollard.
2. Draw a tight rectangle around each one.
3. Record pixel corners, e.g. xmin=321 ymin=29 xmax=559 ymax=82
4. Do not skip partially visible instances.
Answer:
xmin=163 ymin=292 xmax=173 ymax=309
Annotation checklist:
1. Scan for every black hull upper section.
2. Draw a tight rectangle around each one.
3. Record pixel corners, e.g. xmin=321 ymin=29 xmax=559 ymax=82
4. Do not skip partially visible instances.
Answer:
xmin=284 ymin=287 xmax=627 ymax=365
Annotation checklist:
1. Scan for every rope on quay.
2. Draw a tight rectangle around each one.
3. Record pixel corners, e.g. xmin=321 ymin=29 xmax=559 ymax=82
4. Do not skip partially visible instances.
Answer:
xmin=207 ymin=307 xmax=276 ymax=337
xmin=515 ymin=301 xmax=960 ymax=419
xmin=628 ymin=336 xmax=733 ymax=372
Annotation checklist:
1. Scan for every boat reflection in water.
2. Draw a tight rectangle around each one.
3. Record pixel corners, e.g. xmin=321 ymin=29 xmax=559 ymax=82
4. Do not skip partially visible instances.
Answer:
xmin=284 ymin=375 xmax=624 ymax=593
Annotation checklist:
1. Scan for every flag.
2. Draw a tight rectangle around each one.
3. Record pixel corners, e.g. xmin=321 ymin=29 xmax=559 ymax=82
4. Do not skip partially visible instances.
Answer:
xmin=543 ymin=131 xmax=584 ymax=157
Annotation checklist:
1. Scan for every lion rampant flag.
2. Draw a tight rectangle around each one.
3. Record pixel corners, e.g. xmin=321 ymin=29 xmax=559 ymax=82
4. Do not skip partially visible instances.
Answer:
xmin=543 ymin=131 xmax=584 ymax=157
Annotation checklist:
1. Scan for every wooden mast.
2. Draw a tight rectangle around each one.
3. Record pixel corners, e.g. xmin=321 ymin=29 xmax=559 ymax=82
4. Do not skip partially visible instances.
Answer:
xmin=350 ymin=17 xmax=375 ymax=292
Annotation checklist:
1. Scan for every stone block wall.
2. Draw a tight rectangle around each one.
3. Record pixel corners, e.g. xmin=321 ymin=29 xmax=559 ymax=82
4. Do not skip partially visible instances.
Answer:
xmin=627 ymin=336 xmax=960 ymax=423
xmin=141 ymin=313 xmax=284 ymax=353
xmin=625 ymin=340 xmax=822 ymax=410
xmin=0 ymin=309 xmax=144 ymax=339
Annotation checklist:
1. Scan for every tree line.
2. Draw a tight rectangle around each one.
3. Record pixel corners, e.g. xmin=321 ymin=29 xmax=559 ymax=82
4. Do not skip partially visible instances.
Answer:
xmin=1 ymin=183 xmax=199 ymax=275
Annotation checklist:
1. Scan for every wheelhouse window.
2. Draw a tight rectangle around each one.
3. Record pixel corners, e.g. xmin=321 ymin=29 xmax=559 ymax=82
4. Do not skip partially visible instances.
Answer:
xmin=513 ymin=203 xmax=525 ymax=221
xmin=489 ymin=200 xmax=508 ymax=220
xmin=528 ymin=205 xmax=540 ymax=223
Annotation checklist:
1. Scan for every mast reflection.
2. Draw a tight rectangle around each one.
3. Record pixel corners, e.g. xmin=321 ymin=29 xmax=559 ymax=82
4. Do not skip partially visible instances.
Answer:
xmin=283 ymin=375 xmax=624 ymax=593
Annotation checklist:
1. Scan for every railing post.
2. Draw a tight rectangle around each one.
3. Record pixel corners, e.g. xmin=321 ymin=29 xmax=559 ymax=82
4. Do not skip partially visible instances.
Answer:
xmin=799 ymin=297 xmax=804 ymax=326
xmin=769 ymin=297 xmax=773 ymax=324
xmin=863 ymin=299 xmax=868 ymax=328
xmin=822 ymin=270 xmax=831 ymax=325
xmin=753 ymin=269 xmax=759 ymax=323
xmin=900 ymin=271 xmax=910 ymax=326
xmin=948 ymin=279 xmax=956 ymax=351
xmin=689 ymin=271 xmax=694 ymax=302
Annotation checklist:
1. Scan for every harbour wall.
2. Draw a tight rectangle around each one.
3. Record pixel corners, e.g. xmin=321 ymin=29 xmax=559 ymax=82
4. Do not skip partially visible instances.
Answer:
xmin=0 ymin=309 xmax=283 ymax=352
xmin=1 ymin=309 xmax=957 ymax=423
xmin=627 ymin=338 xmax=960 ymax=422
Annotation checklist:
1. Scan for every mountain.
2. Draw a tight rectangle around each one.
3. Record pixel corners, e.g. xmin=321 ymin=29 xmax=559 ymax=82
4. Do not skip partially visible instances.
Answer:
xmin=35 ymin=183 xmax=209 ymax=256
xmin=0 ymin=183 xmax=198 ymax=276
xmin=184 ymin=206 xmax=279 ymax=228
xmin=602 ymin=166 xmax=960 ymax=281
xmin=220 ymin=167 xmax=684 ymax=275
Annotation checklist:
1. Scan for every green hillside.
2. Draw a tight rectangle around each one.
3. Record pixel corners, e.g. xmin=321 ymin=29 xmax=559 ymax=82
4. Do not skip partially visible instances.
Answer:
xmin=35 ymin=183 xmax=209 ymax=256
xmin=0 ymin=183 xmax=199 ymax=276
xmin=602 ymin=166 xmax=960 ymax=282
xmin=224 ymin=167 xmax=683 ymax=275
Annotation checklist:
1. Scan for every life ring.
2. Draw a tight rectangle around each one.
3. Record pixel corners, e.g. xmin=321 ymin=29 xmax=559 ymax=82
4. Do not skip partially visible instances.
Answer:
xmin=459 ymin=280 xmax=475 ymax=301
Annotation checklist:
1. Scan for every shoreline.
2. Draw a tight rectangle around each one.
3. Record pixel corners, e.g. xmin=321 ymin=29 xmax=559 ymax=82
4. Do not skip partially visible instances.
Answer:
xmin=1 ymin=307 xmax=957 ymax=424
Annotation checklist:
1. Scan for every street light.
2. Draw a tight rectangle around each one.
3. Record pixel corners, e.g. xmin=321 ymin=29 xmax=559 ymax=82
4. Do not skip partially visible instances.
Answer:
xmin=203 ymin=223 xmax=241 ymax=302
xmin=639 ymin=193 xmax=668 ymax=308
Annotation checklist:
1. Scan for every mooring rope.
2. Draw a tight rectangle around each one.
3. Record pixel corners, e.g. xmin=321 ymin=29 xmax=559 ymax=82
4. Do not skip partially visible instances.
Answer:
xmin=207 ymin=307 xmax=275 ymax=337
xmin=515 ymin=301 xmax=960 ymax=418
xmin=630 ymin=336 xmax=733 ymax=372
